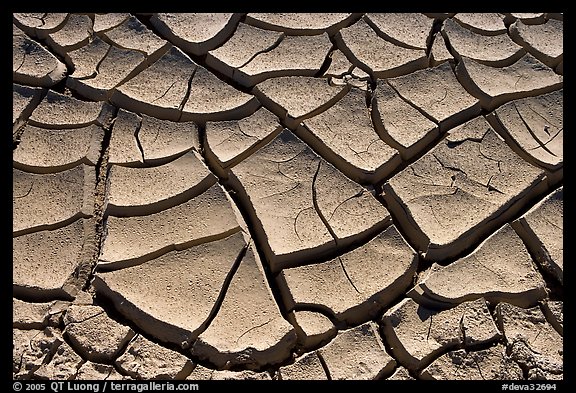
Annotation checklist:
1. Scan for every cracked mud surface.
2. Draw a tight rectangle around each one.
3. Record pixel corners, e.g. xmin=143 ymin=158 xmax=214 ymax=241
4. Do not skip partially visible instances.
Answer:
xmin=12 ymin=12 xmax=563 ymax=381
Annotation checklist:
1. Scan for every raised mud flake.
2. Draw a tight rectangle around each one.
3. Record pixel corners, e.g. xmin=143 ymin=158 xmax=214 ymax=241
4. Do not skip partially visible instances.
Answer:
xmin=63 ymin=305 xmax=136 ymax=363
xmin=420 ymin=346 xmax=523 ymax=380
xmin=151 ymin=13 xmax=242 ymax=56
xmin=13 ymin=124 xmax=103 ymax=173
xmin=452 ymin=13 xmax=508 ymax=35
xmin=509 ymin=19 xmax=563 ymax=68
xmin=318 ymin=322 xmax=396 ymax=380
xmin=382 ymin=116 xmax=547 ymax=262
xmin=298 ymin=86 xmax=402 ymax=183
xmin=205 ymin=107 xmax=282 ymax=176
xmin=100 ymin=183 xmax=241 ymax=270
xmin=372 ymin=80 xmax=439 ymax=160
xmin=192 ymin=243 xmax=296 ymax=369
xmin=28 ymin=89 xmax=113 ymax=129
xmin=335 ymin=17 xmax=428 ymax=79
xmin=456 ymin=53 xmax=563 ymax=111
xmin=181 ymin=65 xmax=259 ymax=122
xmin=206 ymin=22 xmax=283 ymax=79
xmin=288 ymin=310 xmax=337 ymax=350
xmin=252 ymin=76 xmax=349 ymax=129
xmin=228 ymin=129 xmax=390 ymax=272
xmin=13 ymin=165 xmax=94 ymax=236
xmin=381 ymin=298 xmax=499 ymax=371
xmin=32 ymin=340 xmax=84 ymax=380
xmin=245 ymin=13 xmax=355 ymax=35
xmin=513 ymin=187 xmax=563 ymax=284
xmin=112 ymin=46 xmax=257 ymax=122
xmin=111 ymin=46 xmax=196 ymax=122
xmin=311 ymin=140 xmax=393 ymax=243
xmin=94 ymin=233 xmax=248 ymax=347
xmin=67 ymin=44 xmax=146 ymax=102
xmin=64 ymin=36 xmax=110 ymax=79
xmin=105 ymin=150 xmax=215 ymax=217
xmin=428 ymin=32 xmax=453 ymax=66
xmin=13 ymin=218 xmax=95 ymax=299
xmin=13 ymin=327 xmax=63 ymax=378
xmin=410 ymin=224 xmax=547 ymax=308
xmin=13 ymin=25 xmax=67 ymax=88
xmin=103 ymin=15 xmax=168 ymax=56
xmin=13 ymin=13 xmax=68 ymax=37
xmin=304 ymin=142 xmax=386 ymax=239
xmin=13 ymin=83 xmax=43 ymax=127
xmin=442 ymin=18 xmax=525 ymax=67
xmin=387 ymin=61 xmax=481 ymax=131
xmin=44 ymin=14 xmax=93 ymax=56
xmin=233 ymin=33 xmax=333 ymax=88
xmin=92 ymin=13 xmax=131 ymax=33
xmin=228 ymin=129 xmax=332 ymax=269
xmin=279 ymin=352 xmax=328 ymax=380
xmin=108 ymin=107 xmax=200 ymax=166
xmin=323 ymin=49 xmax=354 ymax=78
xmin=107 ymin=109 xmax=145 ymax=166
xmin=115 ymin=335 xmax=194 ymax=380
xmin=364 ymin=13 xmax=434 ymax=50
xmin=496 ymin=302 xmax=563 ymax=378
xmin=278 ymin=225 xmax=417 ymax=325
xmin=138 ymin=113 xmax=200 ymax=164
xmin=488 ymin=89 xmax=563 ymax=171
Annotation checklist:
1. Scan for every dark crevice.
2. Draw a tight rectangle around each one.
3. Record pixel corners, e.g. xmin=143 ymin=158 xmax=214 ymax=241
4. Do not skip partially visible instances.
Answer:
xmin=289 ymin=304 xmax=340 ymax=328
xmin=138 ymin=14 xmax=255 ymax=96
xmin=425 ymin=18 xmax=445 ymax=57
xmin=13 ymin=181 xmax=34 ymax=199
xmin=311 ymin=161 xmax=338 ymax=242
xmin=84 ymin=107 xmax=116 ymax=291
xmin=513 ymin=103 xmax=557 ymax=157
xmin=239 ymin=33 xmax=285 ymax=70
xmin=385 ymin=80 xmax=439 ymax=127
xmin=76 ymin=44 xmax=113 ymax=82
xmin=133 ymin=14 xmax=155 ymax=32
xmin=511 ymin=221 xmax=563 ymax=301
xmin=326 ymin=189 xmax=365 ymax=222
xmin=235 ymin=319 xmax=272 ymax=345
xmin=315 ymin=351 xmax=332 ymax=380
xmin=12 ymin=212 xmax=93 ymax=238
xmin=90 ymin=293 xmax=212 ymax=373
xmin=193 ymin=243 xmax=249 ymax=344
xmin=196 ymin=123 xmax=296 ymax=333
xmin=338 ymin=257 xmax=361 ymax=294
xmin=314 ymin=42 xmax=337 ymax=78
xmin=177 ymin=67 xmax=197 ymax=122
xmin=96 ymin=226 xmax=241 ymax=273
xmin=133 ymin=116 xmax=145 ymax=162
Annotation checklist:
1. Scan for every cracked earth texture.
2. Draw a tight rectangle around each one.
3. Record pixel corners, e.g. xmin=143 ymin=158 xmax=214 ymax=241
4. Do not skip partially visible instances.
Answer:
xmin=13 ymin=12 xmax=563 ymax=381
